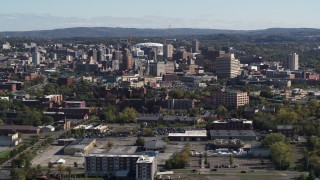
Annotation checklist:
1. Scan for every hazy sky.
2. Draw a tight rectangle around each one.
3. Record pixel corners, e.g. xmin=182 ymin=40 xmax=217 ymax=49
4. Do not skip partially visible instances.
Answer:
xmin=0 ymin=0 xmax=319 ymax=31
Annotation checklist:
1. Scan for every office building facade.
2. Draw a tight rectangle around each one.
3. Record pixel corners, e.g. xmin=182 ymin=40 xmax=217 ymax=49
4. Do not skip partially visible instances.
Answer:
xmin=32 ymin=51 xmax=40 ymax=66
xmin=122 ymin=48 xmax=133 ymax=70
xmin=163 ymin=44 xmax=173 ymax=60
xmin=287 ymin=53 xmax=299 ymax=71
xmin=215 ymin=53 xmax=240 ymax=78
xmin=192 ymin=39 xmax=200 ymax=53
xmin=212 ymin=92 xmax=249 ymax=109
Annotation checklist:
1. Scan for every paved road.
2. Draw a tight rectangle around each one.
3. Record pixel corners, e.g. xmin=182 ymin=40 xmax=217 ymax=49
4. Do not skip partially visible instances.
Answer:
xmin=175 ymin=168 xmax=308 ymax=180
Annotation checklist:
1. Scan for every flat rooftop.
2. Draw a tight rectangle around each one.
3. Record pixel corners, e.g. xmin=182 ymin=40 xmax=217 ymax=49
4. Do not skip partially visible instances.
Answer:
xmin=86 ymin=154 xmax=141 ymax=158
xmin=168 ymin=130 xmax=207 ymax=137
xmin=108 ymin=145 xmax=138 ymax=155
xmin=136 ymin=156 xmax=155 ymax=164
xmin=66 ymin=138 xmax=95 ymax=149
xmin=210 ymin=130 xmax=256 ymax=137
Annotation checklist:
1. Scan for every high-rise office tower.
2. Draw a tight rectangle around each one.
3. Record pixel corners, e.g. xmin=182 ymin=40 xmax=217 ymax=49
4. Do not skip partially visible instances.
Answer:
xmin=89 ymin=49 xmax=98 ymax=63
xmin=192 ymin=39 xmax=200 ymax=53
xmin=32 ymin=51 xmax=40 ymax=66
xmin=215 ymin=53 xmax=240 ymax=78
xmin=112 ymin=51 xmax=122 ymax=61
xmin=163 ymin=44 xmax=173 ymax=60
xmin=286 ymin=53 xmax=299 ymax=71
xmin=97 ymin=49 xmax=104 ymax=62
xmin=148 ymin=49 xmax=157 ymax=61
xmin=122 ymin=48 xmax=133 ymax=70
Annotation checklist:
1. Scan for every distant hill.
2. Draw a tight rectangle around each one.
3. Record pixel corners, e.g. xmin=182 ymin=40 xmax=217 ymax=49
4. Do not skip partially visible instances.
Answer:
xmin=1 ymin=27 xmax=320 ymax=38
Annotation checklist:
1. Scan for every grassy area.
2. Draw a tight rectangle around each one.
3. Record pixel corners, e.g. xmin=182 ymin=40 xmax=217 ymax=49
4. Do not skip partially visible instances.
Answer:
xmin=0 ymin=150 xmax=11 ymax=158
xmin=237 ymin=174 xmax=283 ymax=177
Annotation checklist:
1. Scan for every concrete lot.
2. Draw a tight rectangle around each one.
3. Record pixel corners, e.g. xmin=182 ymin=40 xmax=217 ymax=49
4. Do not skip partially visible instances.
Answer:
xmin=31 ymin=145 xmax=84 ymax=167
xmin=157 ymin=153 xmax=173 ymax=165
xmin=108 ymin=145 xmax=138 ymax=154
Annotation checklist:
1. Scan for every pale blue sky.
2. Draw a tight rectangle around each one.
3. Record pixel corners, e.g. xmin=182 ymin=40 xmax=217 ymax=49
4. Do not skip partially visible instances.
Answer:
xmin=0 ymin=0 xmax=319 ymax=31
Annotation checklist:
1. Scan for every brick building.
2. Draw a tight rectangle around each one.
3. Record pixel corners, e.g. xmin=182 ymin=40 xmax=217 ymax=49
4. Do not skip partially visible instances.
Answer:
xmin=211 ymin=91 xmax=249 ymax=109
xmin=57 ymin=77 xmax=73 ymax=86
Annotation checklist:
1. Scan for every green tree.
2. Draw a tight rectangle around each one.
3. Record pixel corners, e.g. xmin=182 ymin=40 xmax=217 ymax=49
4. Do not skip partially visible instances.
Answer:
xmin=30 ymin=135 xmax=39 ymax=145
xmin=36 ymin=164 xmax=42 ymax=175
xmin=57 ymin=164 xmax=65 ymax=176
xmin=99 ymin=105 xmax=118 ymax=123
xmin=229 ymin=154 xmax=233 ymax=165
xmin=46 ymin=168 xmax=51 ymax=177
xmin=204 ymin=153 xmax=208 ymax=165
xmin=15 ymin=109 xmax=42 ymax=126
xmin=270 ymin=142 xmax=292 ymax=170
xmin=143 ymin=128 xmax=154 ymax=137
xmin=43 ymin=83 xmax=58 ymax=95
xmin=66 ymin=166 xmax=72 ymax=178
xmin=169 ymin=89 xmax=185 ymax=99
xmin=308 ymin=98 xmax=319 ymax=108
xmin=262 ymin=133 xmax=286 ymax=148
xmin=135 ymin=137 xmax=145 ymax=146
xmin=276 ymin=109 xmax=299 ymax=124
xmin=107 ymin=141 xmax=114 ymax=148
xmin=41 ymin=116 xmax=54 ymax=125
xmin=307 ymin=170 xmax=316 ymax=180
xmin=217 ymin=105 xmax=228 ymax=119
xmin=253 ymin=112 xmax=276 ymax=131
xmin=118 ymin=107 xmax=137 ymax=123
xmin=15 ymin=158 xmax=26 ymax=168
xmin=11 ymin=168 xmax=26 ymax=180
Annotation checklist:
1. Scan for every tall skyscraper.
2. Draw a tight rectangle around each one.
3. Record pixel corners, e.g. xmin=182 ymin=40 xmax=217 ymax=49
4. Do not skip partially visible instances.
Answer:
xmin=122 ymin=48 xmax=133 ymax=70
xmin=163 ymin=44 xmax=173 ymax=60
xmin=97 ymin=49 xmax=104 ymax=62
xmin=192 ymin=39 xmax=200 ymax=53
xmin=287 ymin=53 xmax=299 ymax=71
xmin=32 ymin=51 xmax=40 ymax=66
xmin=89 ymin=49 xmax=98 ymax=63
xmin=215 ymin=53 xmax=240 ymax=78
xmin=112 ymin=51 xmax=122 ymax=61
xmin=147 ymin=49 xmax=157 ymax=61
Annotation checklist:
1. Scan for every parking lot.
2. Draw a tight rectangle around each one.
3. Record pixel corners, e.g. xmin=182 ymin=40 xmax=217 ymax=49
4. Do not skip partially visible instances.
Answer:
xmin=31 ymin=135 xmax=177 ymax=168
xmin=188 ymin=156 xmax=273 ymax=170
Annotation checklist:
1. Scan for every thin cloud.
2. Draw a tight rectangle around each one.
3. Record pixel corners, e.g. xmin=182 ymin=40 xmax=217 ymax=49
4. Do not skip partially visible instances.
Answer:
xmin=0 ymin=13 xmax=311 ymax=32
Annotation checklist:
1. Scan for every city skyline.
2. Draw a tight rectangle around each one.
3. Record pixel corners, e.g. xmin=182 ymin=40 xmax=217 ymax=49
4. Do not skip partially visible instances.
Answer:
xmin=0 ymin=0 xmax=320 ymax=31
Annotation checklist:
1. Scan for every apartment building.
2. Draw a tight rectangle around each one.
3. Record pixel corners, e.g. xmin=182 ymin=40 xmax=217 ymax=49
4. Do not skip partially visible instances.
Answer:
xmin=211 ymin=91 xmax=249 ymax=109
xmin=85 ymin=154 xmax=156 ymax=180
xmin=136 ymin=156 xmax=157 ymax=180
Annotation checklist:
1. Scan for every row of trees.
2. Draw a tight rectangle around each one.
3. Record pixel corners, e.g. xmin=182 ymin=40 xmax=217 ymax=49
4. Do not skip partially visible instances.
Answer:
xmin=262 ymin=133 xmax=292 ymax=170
xmin=253 ymin=98 xmax=320 ymax=136
xmin=98 ymin=106 xmax=137 ymax=124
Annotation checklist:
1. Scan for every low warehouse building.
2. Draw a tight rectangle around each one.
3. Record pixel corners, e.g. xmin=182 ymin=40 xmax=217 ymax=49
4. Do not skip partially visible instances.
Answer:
xmin=209 ymin=130 xmax=257 ymax=141
xmin=64 ymin=138 xmax=96 ymax=155
xmin=168 ymin=130 xmax=207 ymax=141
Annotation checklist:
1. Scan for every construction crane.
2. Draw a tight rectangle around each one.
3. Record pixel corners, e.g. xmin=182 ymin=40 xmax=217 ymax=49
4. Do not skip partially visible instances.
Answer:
xmin=163 ymin=24 xmax=171 ymax=45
